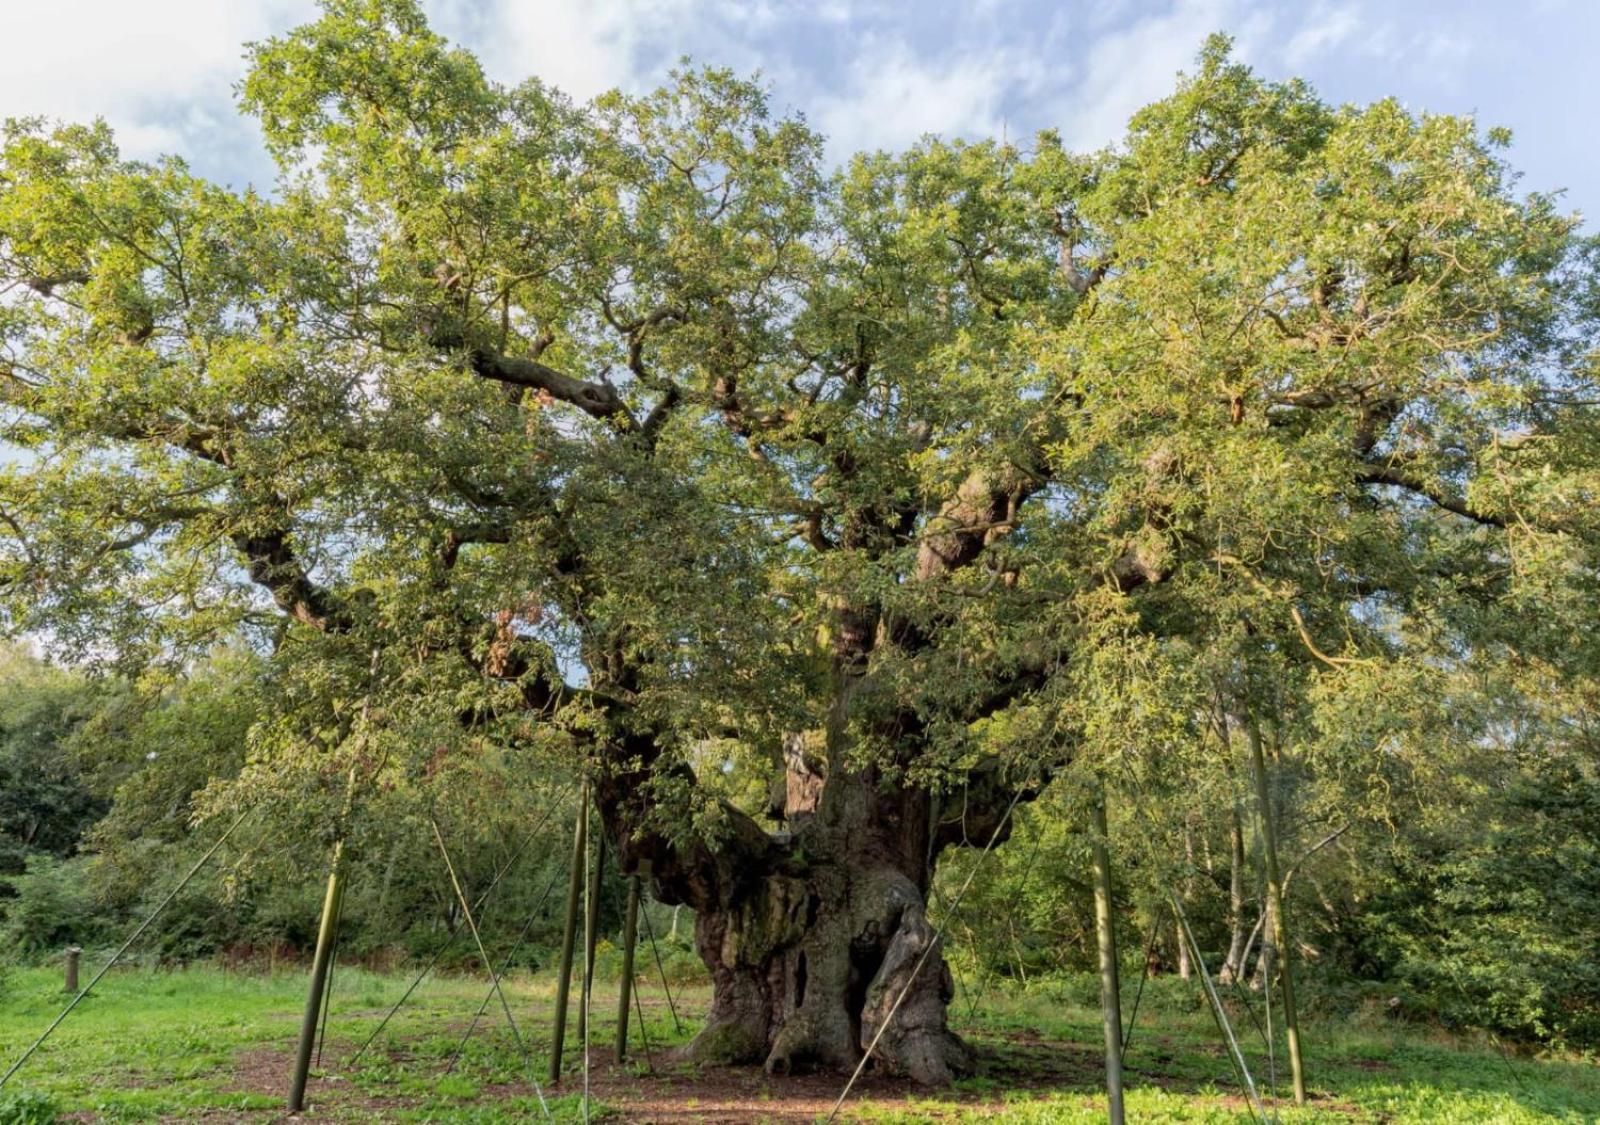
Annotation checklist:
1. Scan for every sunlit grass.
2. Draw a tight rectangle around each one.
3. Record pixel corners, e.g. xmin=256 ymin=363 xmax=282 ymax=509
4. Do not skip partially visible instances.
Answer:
xmin=1 ymin=963 xmax=1596 ymax=1121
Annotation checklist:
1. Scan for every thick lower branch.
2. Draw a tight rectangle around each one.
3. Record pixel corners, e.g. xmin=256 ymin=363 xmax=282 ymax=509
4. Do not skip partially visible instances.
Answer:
xmin=232 ymin=521 xmax=349 ymax=631
xmin=593 ymin=729 xmax=780 ymax=913
xmin=465 ymin=344 xmax=637 ymax=428
xmin=1356 ymin=464 xmax=1505 ymax=528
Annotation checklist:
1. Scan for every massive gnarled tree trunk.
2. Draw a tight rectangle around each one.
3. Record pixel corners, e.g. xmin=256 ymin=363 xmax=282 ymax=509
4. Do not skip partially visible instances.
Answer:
xmin=603 ymin=758 xmax=989 ymax=1082
xmin=594 ymin=700 xmax=1029 ymax=1086
xmin=692 ymin=767 xmax=966 ymax=1083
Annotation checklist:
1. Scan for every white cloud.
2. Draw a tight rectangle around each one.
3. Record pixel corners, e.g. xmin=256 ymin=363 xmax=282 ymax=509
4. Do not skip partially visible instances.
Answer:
xmin=1038 ymin=0 xmax=1480 ymax=154
xmin=1284 ymin=2 xmax=1362 ymax=67
xmin=1048 ymin=0 xmax=1272 ymax=151
xmin=434 ymin=0 xmax=708 ymax=102
xmin=812 ymin=40 xmax=1034 ymax=158
xmin=0 ymin=0 xmax=315 ymax=168
xmin=1279 ymin=0 xmax=1476 ymax=75
xmin=0 ymin=0 xmax=1583 ymax=221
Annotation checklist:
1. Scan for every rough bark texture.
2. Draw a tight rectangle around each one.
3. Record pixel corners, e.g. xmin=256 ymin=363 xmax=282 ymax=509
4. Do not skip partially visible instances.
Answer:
xmin=677 ymin=763 xmax=972 ymax=1086
xmin=592 ymin=724 xmax=987 ymax=1085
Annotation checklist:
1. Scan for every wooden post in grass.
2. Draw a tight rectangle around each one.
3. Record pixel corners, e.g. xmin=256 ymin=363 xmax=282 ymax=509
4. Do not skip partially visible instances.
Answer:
xmin=615 ymin=873 xmax=642 ymax=1063
xmin=288 ymin=843 xmax=347 ymax=1113
xmin=64 ymin=947 xmax=81 ymax=993
xmin=550 ymin=782 xmax=588 ymax=1084
xmin=578 ymin=829 xmax=606 ymax=1042
xmin=1091 ymin=793 xmax=1126 ymax=1125
xmin=1247 ymin=719 xmax=1307 ymax=1104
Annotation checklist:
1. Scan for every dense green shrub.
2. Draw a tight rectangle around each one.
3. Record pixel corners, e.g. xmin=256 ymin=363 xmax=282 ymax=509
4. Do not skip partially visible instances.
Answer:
xmin=0 ymin=854 xmax=103 ymax=955
xmin=0 ymin=1090 xmax=58 ymax=1125
xmin=1372 ymin=765 xmax=1600 ymax=1047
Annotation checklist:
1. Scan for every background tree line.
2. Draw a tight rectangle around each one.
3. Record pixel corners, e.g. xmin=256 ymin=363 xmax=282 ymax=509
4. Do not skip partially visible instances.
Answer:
xmin=3 ymin=635 xmax=1595 ymax=1049
xmin=0 ymin=643 xmax=635 ymax=977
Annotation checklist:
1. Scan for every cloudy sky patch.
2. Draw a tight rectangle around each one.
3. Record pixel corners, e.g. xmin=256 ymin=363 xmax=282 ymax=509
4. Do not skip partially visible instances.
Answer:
xmin=1 ymin=0 xmax=1592 ymax=221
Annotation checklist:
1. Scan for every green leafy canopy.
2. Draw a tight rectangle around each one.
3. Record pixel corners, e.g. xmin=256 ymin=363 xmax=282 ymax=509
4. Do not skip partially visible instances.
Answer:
xmin=0 ymin=3 xmax=1596 ymax=853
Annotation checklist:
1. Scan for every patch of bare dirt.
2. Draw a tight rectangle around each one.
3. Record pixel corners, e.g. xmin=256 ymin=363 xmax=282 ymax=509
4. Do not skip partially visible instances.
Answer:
xmin=189 ymin=1028 xmax=1366 ymax=1123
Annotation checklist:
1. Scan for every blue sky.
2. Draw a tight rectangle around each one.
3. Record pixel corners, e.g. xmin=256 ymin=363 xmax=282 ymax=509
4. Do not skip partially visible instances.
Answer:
xmin=1 ymin=0 xmax=1595 ymax=224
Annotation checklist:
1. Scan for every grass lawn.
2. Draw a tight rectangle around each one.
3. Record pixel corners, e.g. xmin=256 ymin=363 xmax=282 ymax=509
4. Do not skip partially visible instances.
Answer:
xmin=0 ymin=961 xmax=1595 ymax=1122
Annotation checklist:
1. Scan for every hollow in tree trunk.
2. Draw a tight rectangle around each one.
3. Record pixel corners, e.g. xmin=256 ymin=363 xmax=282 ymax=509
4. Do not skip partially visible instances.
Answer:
xmin=597 ymin=729 xmax=1018 ymax=1085
xmin=687 ymin=759 xmax=975 ymax=1085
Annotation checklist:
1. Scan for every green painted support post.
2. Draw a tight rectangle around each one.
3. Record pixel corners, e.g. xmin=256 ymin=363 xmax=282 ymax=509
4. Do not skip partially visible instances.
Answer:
xmin=288 ymin=843 xmax=346 ymax=1114
xmin=289 ymin=658 xmax=377 ymax=1114
xmin=579 ymin=830 xmax=605 ymax=1044
xmin=549 ymin=784 xmax=588 ymax=1085
xmin=1092 ymin=794 xmax=1125 ymax=1125
xmin=615 ymin=874 xmax=641 ymax=1063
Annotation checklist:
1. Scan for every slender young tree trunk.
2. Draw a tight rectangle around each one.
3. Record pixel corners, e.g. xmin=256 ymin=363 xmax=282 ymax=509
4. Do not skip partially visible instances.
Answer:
xmin=1219 ymin=798 xmax=1249 ymax=984
xmin=1214 ymin=711 xmax=1250 ymax=986
xmin=1249 ymin=898 xmax=1275 ymax=990
xmin=1178 ymin=822 xmax=1195 ymax=981
xmin=1247 ymin=720 xmax=1306 ymax=1104
xmin=376 ymin=843 xmax=398 ymax=923
xmin=1091 ymin=795 xmax=1125 ymax=1125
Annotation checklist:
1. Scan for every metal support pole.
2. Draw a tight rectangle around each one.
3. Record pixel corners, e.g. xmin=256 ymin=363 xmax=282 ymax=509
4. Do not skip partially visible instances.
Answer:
xmin=314 ymin=886 xmax=346 ymax=1069
xmin=549 ymin=783 xmax=588 ymax=1085
xmin=614 ymin=874 xmax=641 ymax=1063
xmin=1091 ymin=794 xmax=1125 ymax=1125
xmin=290 ymin=656 xmax=377 ymax=1112
xmin=288 ymin=843 xmax=346 ymax=1114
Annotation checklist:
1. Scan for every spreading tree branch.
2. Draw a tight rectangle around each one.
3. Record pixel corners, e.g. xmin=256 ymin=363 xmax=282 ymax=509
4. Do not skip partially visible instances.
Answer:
xmin=1355 ymin=464 xmax=1506 ymax=528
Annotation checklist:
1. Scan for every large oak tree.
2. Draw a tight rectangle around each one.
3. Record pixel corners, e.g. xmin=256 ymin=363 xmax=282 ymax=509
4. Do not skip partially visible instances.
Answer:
xmin=2 ymin=1 xmax=1595 ymax=1083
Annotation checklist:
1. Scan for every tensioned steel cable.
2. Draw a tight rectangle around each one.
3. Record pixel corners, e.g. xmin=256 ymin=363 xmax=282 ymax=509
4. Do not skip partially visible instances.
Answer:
xmin=0 ymin=808 xmax=253 ymax=1089
xmin=1115 ymin=756 xmax=1270 ymax=1124
xmin=1171 ymin=891 xmax=1269 ymax=1124
xmin=580 ymin=810 xmax=596 ymax=1125
xmin=431 ymin=819 xmax=552 ymax=1122
xmin=442 ymin=863 xmax=566 ymax=1076
xmin=636 ymin=896 xmax=684 ymax=1035
xmin=629 ymin=954 xmax=657 ymax=1074
xmin=1118 ymin=909 xmax=1163 ymax=1064
xmin=347 ymin=786 xmax=570 ymax=1068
